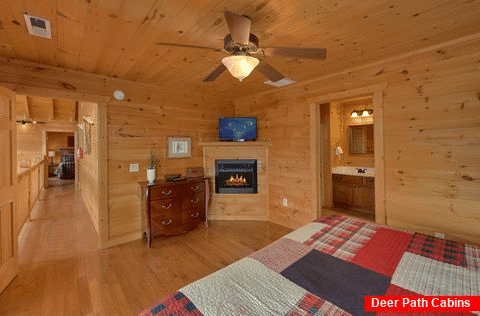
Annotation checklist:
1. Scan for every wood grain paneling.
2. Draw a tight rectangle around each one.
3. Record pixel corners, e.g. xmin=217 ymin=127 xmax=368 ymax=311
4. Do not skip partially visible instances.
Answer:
xmin=16 ymin=124 xmax=44 ymax=166
xmin=106 ymin=96 xmax=233 ymax=245
xmin=237 ymin=36 xmax=480 ymax=244
xmin=15 ymin=172 xmax=29 ymax=236
xmin=78 ymin=101 xmax=99 ymax=234
xmin=0 ymin=1 xmax=479 ymax=99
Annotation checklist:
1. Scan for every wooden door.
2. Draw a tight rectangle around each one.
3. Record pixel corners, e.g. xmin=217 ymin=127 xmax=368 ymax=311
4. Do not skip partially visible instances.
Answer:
xmin=0 ymin=86 xmax=17 ymax=293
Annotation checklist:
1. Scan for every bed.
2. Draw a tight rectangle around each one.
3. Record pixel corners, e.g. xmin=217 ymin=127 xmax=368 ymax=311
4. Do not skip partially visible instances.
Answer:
xmin=55 ymin=153 xmax=75 ymax=179
xmin=139 ymin=214 xmax=480 ymax=316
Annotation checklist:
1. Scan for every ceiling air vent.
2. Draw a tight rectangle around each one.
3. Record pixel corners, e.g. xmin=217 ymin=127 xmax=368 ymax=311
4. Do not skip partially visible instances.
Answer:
xmin=23 ymin=14 xmax=51 ymax=39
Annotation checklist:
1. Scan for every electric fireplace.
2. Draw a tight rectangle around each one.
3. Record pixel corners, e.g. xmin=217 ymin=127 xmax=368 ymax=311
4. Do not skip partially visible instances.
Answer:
xmin=215 ymin=159 xmax=257 ymax=194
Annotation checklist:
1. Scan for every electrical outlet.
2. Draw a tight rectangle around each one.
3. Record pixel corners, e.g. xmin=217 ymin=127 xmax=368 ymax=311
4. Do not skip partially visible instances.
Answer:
xmin=129 ymin=163 xmax=139 ymax=172
xmin=282 ymin=198 xmax=288 ymax=207
xmin=434 ymin=232 xmax=446 ymax=239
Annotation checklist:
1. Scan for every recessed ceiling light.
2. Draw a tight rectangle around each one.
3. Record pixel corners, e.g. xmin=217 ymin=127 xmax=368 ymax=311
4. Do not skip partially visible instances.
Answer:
xmin=113 ymin=89 xmax=125 ymax=101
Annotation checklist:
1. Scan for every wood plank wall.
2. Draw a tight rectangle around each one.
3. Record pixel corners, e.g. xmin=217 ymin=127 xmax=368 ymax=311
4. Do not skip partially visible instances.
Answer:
xmin=106 ymin=97 xmax=234 ymax=246
xmin=0 ymin=58 xmax=235 ymax=248
xmin=78 ymin=101 xmax=100 ymax=233
xmin=236 ymin=36 xmax=480 ymax=244
xmin=16 ymin=124 xmax=44 ymax=166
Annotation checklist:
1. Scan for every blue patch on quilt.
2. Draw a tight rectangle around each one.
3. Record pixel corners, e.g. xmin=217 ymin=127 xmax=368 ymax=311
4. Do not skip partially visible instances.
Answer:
xmin=281 ymin=249 xmax=390 ymax=316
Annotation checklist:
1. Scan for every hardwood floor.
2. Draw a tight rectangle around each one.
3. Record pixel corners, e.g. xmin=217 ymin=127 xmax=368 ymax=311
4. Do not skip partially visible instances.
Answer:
xmin=0 ymin=184 xmax=292 ymax=315
xmin=322 ymin=207 xmax=375 ymax=222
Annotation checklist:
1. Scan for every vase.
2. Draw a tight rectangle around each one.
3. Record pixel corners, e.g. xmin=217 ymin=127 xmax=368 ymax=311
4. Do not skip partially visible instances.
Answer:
xmin=146 ymin=168 xmax=156 ymax=184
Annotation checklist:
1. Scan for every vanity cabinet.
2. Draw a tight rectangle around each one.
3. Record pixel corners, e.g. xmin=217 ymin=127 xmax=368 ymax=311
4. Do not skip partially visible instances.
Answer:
xmin=332 ymin=174 xmax=374 ymax=215
xmin=140 ymin=178 xmax=209 ymax=247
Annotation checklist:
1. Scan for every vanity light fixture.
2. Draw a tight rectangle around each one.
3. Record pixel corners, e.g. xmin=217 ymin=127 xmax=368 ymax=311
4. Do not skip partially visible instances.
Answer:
xmin=351 ymin=108 xmax=373 ymax=118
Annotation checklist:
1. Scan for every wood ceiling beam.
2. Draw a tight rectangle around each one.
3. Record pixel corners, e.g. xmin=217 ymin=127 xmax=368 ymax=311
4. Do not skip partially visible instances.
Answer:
xmin=52 ymin=98 xmax=58 ymax=121
xmin=15 ymin=95 xmax=30 ymax=119
xmin=0 ymin=57 xmax=232 ymax=105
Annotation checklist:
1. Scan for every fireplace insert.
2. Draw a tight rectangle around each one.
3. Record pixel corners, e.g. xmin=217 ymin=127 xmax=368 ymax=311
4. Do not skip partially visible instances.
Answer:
xmin=215 ymin=159 xmax=257 ymax=194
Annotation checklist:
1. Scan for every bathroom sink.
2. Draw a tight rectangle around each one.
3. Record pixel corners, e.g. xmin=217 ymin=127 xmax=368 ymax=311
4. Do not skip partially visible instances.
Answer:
xmin=331 ymin=166 xmax=375 ymax=177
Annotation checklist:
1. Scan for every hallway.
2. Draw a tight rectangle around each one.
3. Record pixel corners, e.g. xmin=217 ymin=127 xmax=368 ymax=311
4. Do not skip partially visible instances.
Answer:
xmin=0 ymin=184 xmax=291 ymax=315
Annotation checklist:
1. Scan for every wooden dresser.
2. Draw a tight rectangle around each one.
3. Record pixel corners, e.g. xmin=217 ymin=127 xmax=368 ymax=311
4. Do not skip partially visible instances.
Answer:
xmin=140 ymin=178 xmax=209 ymax=247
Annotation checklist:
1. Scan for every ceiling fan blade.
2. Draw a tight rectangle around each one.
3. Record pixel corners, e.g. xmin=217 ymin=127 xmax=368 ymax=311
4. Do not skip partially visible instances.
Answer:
xmin=203 ymin=64 xmax=227 ymax=82
xmin=155 ymin=42 xmax=224 ymax=52
xmin=262 ymin=47 xmax=327 ymax=59
xmin=256 ymin=60 xmax=286 ymax=82
xmin=224 ymin=11 xmax=251 ymax=46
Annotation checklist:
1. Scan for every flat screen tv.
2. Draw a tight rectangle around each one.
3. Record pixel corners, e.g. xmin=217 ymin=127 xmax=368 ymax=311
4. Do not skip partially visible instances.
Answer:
xmin=218 ymin=117 xmax=257 ymax=141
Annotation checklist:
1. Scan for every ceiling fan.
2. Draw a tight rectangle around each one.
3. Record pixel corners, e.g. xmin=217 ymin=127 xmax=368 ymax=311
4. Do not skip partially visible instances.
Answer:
xmin=156 ymin=11 xmax=326 ymax=83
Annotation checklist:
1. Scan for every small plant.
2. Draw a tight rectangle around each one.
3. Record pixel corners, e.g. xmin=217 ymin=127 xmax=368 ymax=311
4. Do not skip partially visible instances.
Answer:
xmin=147 ymin=147 xmax=158 ymax=169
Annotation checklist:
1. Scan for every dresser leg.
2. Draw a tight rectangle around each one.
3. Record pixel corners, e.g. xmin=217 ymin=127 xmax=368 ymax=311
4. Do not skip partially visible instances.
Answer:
xmin=204 ymin=220 xmax=208 ymax=229
xmin=146 ymin=230 xmax=152 ymax=248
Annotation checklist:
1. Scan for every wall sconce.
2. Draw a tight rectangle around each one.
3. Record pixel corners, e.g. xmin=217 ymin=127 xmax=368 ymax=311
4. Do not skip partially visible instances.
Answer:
xmin=335 ymin=146 xmax=344 ymax=156
xmin=351 ymin=108 xmax=373 ymax=118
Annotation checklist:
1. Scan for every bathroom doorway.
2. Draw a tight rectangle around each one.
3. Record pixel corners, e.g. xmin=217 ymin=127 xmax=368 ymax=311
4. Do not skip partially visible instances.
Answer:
xmin=308 ymin=83 xmax=386 ymax=224
xmin=319 ymin=96 xmax=375 ymax=222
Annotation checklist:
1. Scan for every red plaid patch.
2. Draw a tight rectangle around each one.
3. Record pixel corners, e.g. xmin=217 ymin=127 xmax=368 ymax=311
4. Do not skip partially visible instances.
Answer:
xmin=287 ymin=293 xmax=350 ymax=316
xmin=305 ymin=217 xmax=377 ymax=261
xmin=138 ymin=291 xmax=202 ymax=316
xmin=407 ymin=233 xmax=467 ymax=267
xmin=314 ymin=214 xmax=346 ymax=226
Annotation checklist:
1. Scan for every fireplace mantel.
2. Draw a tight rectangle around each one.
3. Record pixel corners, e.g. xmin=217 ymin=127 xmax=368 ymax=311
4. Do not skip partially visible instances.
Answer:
xmin=199 ymin=141 xmax=271 ymax=148
xmin=202 ymin=141 xmax=270 ymax=221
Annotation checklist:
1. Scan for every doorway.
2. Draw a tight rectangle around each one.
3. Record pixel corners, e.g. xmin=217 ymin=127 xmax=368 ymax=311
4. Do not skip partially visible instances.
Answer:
xmin=308 ymin=83 xmax=387 ymax=225
xmin=46 ymin=131 xmax=76 ymax=187
xmin=319 ymin=96 xmax=375 ymax=222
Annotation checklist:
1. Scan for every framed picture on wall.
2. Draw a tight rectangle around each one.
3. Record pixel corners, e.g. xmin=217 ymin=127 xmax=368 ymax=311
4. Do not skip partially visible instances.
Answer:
xmin=167 ymin=137 xmax=192 ymax=159
xmin=83 ymin=119 xmax=92 ymax=154
xmin=77 ymin=124 xmax=84 ymax=150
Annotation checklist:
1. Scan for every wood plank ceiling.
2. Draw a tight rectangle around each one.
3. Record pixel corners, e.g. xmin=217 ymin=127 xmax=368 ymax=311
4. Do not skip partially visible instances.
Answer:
xmin=15 ymin=95 xmax=76 ymax=123
xmin=0 ymin=0 xmax=479 ymax=100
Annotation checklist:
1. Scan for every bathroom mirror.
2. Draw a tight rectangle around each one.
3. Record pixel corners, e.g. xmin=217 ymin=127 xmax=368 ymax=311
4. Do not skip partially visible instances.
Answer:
xmin=349 ymin=124 xmax=374 ymax=155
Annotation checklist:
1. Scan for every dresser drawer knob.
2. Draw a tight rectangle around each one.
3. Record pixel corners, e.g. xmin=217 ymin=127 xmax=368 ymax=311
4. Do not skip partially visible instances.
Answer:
xmin=190 ymin=212 xmax=199 ymax=218
xmin=161 ymin=190 xmax=172 ymax=196
xmin=161 ymin=219 xmax=172 ymax=225
xmin=190 ymin=197 xmax=199 ymax=203
xmin=161 ymin=203 xmax=172 ymax=209
xmin=191 ymin=185 xmax=199 ymax=191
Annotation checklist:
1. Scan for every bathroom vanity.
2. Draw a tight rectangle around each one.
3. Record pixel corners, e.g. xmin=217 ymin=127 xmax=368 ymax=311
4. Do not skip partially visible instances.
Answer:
xmin=332 ymin=167 xmax=375 ymax=216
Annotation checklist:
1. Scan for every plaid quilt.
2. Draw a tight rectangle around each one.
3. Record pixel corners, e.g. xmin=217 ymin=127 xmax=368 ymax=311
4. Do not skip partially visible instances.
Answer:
xmin=139 ymin=215 xmax=480 ymax=316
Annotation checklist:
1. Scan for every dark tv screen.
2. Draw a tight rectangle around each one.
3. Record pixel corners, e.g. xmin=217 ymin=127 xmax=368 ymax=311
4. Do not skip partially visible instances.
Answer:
xmin=218 ymin=117 xmax=257 ymax=141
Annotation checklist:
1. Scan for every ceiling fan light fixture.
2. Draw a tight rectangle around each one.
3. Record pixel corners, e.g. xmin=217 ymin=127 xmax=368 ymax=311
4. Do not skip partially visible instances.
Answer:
xmin=222 ymin=55 xmax=259 ymax=81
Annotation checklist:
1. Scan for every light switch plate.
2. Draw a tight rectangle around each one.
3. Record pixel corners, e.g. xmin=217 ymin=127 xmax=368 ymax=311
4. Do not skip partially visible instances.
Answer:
xmin=129 ymin=163 xmax=139 ymax=172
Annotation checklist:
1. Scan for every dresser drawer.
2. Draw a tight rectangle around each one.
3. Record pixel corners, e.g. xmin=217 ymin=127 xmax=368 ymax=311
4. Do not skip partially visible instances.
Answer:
xmin=150 ymin=198 xmax=183 ymax=215
xmin=151 ymin=212 xmax=183 ymax=234
xmin=150 ymin=181 xmax=205 ymax=200
xmin=183 ymin=192 xmax=205 ymax=210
